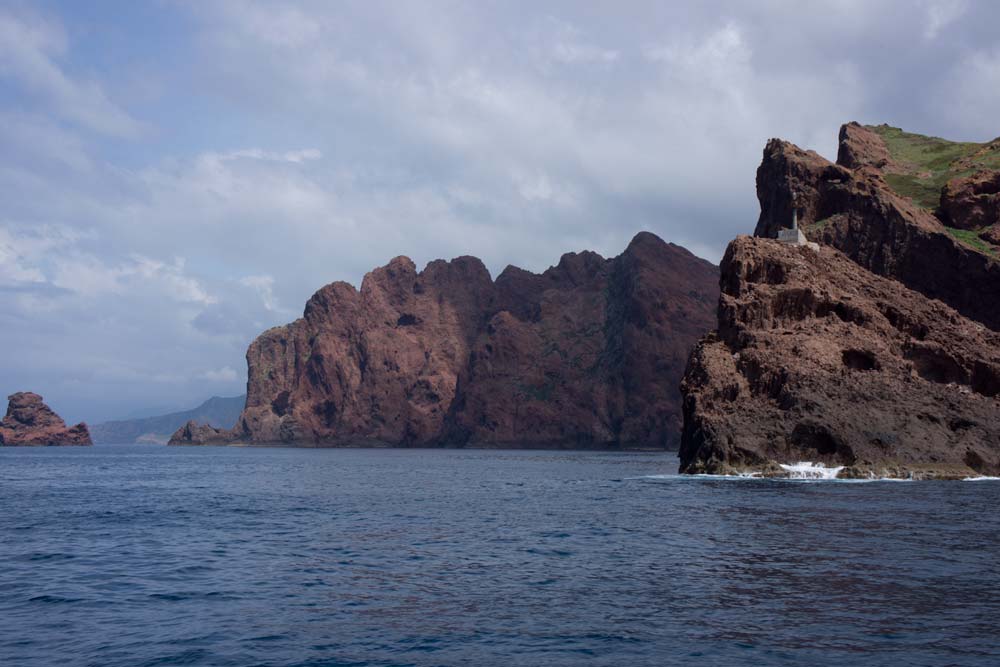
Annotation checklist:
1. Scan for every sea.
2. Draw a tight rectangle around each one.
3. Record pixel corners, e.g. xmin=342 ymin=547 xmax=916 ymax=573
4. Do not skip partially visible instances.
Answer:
xmin=1 ymin=445 xmax=998 ymax=667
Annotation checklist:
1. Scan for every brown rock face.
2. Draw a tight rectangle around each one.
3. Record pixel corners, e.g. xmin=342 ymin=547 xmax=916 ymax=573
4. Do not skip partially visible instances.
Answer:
xmin=230 ymin=254 xmax=497 ymax=447
xmin=448 ymin=233 xmax=719 ymax=447
xmin=170 ymin=232 xmax=719 ymax=448
xmin=0 ymin=392 xmax=92 ymax=446
xmin=940 ymin=170 xmax=1000 ymax=231
xmin=679 ymin=237 xmax=1000 ymax=479
xmin=981 ymin=224 xmax=1000 ymax=245
xmin=754 ymin=129 xmax=1000 ymax=331
xmin=836 ymin=122 xmax=895 ymax=169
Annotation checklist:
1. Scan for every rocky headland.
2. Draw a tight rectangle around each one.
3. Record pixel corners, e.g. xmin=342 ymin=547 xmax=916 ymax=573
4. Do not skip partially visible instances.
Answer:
xmin=0 ymin=392 xmax=93 ymax=446
xmin=681 ymin=123 xmax=1000 ymax=479
xmin=171 ymin=232 xmax=718 ymax=449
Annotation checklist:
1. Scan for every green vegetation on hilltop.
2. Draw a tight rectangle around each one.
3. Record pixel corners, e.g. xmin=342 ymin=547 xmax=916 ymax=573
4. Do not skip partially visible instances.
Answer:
xmin=870 ymin=124 xmax=1000 ymax=210
xmin=945 ymin=227 xmax=997 ymax=258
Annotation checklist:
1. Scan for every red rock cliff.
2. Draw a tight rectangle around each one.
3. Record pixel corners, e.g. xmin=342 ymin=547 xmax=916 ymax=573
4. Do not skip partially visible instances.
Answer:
xmin=171 ymin=232 xmax=719 ymax=448
xmin=0 ymin=392 xmax=93 ymax=446
xmin=679 ymin=236 xmax=1000 ymax=478
xmin=754 ymin=123 xmax=1000 ymax=331
xmin=681 ymin=123 xmax=1000 ymax=478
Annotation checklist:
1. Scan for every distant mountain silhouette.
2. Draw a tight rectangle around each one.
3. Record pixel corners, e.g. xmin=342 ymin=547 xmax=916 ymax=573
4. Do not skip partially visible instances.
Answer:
xmin=91 ymin=395 xmax=245 ymax=444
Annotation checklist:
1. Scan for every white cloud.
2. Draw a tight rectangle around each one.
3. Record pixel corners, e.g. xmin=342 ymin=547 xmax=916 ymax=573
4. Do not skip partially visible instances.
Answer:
xmin=214 ymin=2 xmax=322 ymax=48
xmin=200 ymin=366 xmax=239 ymax=383
xmin=0 ymin=226 xmax=54 ymax=285
xmin=128 ymin=256 xmax=217 ymax=305
xmin=219 ymin=148 xmax=323 ymax=163
xmin=511 ymin=169 xmax=577 ymax=206
xmin=0 ymin=112 xmax=94 ymax=172
xmin=545 ymin=20 xmax=619 ymax=65
xmin=2 ymin=233 xmax=219 ymax=305
xmin=936 ymin=47 xmax=1000 ymax=138
xmin=0 ymin=9 xmax=142 ymax=137
xmin=239 ymin=274 xmax=278 ymax=311
xmin=137 ymin=148 xmax=336 ymax=229
xmin=644 ymin=22 xmax=750 ymax=76
xmin=923 ymin=0 xmax=967 ymax=39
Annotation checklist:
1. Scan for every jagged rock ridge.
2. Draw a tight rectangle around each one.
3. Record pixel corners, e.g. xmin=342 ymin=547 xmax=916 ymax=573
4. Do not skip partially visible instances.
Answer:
xmin=171 ymin=232 xmax=719 ymax=449
xmin=0 ymin=392 xmax=93 ymax=446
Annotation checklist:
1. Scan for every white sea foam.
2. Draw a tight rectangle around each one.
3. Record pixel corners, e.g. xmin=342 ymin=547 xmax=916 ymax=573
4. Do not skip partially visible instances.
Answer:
xmin=778 ymin=461 xmax=844 ymax=480
xmin=630 ymin=473 xmax=755 ymax=481
xmin=634 ymin=468 xmax=920 ymax=483
xmin=963 ymin=476 xmax=1000 ymax=481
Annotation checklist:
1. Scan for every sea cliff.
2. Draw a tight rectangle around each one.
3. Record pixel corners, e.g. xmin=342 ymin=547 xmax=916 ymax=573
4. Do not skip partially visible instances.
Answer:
xmin=681 ymin=123 xmax=1000 ymax=478
xmin=171 ymin=232 xmax=719 ymax=449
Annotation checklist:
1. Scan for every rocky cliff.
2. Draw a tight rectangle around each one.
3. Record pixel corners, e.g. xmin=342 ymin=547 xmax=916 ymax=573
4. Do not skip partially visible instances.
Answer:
xmin=755 ymin=122 xmax=1000 ymax=330
xmin=681 ymin=123 xmax=1000 ymax=478
xmin=0 ymin=392 xmax=93 ymax=446
xmin=679 ymin=237 xmax=1000 ymax=478
xmin=171 ymin=232 xmax=718 ymax=448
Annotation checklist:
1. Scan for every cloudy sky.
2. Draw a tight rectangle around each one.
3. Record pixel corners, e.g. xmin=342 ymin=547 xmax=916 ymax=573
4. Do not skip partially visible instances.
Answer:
xmin=2 ymin=0 xmax=998 ymax=423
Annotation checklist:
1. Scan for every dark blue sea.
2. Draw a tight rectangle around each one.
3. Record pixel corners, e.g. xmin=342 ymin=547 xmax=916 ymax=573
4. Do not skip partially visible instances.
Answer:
xmin=1 ymin=445 xmax=998 ymax=667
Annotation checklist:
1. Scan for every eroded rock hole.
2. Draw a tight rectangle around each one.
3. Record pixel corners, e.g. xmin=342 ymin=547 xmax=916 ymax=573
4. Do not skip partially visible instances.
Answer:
xmin=832 ymin=302 xmax=867 ymax=325
xmin=789 ymin=422 xmax=856 ymax=465
xmin=878 ymin=304 xmax=929 ymax=340
xmin=396 ymin=313 xmax=421 ymax=326
xmin=313 ymin=400 xmax=337 ymax=427
xmin=950 ymin=418 xmax=976 ymax=432
xmin=906 ymin=347 xmax=969 ymax=385
xmin=842 ymin=349 xmax=879 ymax=371
xmin=971 ymin=361 xmax=1000 ymax=397
xmin=271 ymin=390 xmax=291 ymax=416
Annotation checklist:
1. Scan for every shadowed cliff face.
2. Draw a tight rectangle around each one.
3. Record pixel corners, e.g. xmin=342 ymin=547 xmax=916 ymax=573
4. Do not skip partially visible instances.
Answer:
xmin=172 ymin=232 xmax=719 ymax=449
xmin=680 ymin=236 xmax=1000 ymax=479
xmin=0 ymin=392 xmax=92 ymax=446
xmin=754 ymin=123 xmax=1000 ymax=331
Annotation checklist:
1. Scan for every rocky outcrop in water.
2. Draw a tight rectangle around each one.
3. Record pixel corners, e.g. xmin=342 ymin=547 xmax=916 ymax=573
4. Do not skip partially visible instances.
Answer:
xmin=679 ymin=236 xmax=1000 ymax=479
xmin=0 ymin=392 xmax=92 ymax=446
xmin=170 ymin=232 xmax=718 ymax=448
xmin=170 ymin=420 xmax=233 ymax=446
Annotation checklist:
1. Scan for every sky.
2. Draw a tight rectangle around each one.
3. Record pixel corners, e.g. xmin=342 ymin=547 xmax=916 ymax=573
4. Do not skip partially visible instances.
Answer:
xmin=1 ymin=0 xmax=998 ymax=423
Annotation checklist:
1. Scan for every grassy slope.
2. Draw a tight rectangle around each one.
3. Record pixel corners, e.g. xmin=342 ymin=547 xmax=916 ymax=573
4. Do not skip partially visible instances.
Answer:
xmin=869 ymin=124 xmax=1000 ymax=257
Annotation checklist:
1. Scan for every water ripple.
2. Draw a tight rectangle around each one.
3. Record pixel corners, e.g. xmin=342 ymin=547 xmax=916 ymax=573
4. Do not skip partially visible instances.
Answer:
xmin=1 ymin=446 xmax=998 ymax=666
